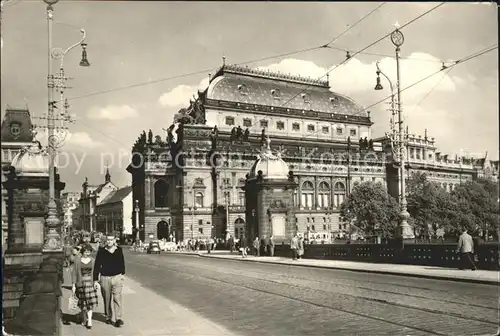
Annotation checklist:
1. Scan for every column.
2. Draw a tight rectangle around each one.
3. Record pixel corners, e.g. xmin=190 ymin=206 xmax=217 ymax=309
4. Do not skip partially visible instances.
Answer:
xmin=313 ymin=176 xmax=318 ymax=209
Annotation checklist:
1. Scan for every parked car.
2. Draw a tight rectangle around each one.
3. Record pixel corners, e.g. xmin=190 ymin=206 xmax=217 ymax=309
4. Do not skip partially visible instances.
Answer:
xmin=147 ymin=241 xmax=161 ymax=254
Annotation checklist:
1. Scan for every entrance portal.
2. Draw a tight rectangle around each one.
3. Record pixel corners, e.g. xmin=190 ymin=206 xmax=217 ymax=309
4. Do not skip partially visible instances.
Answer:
xmin=157 ymin=221 xmax=169 ymax=240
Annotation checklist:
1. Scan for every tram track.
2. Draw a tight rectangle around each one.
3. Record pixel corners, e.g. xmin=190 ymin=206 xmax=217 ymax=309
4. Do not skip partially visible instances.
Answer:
xmin=128 ymin=254 xmax=498 ymax=335
xmin=191 ymin=256 xmax=498 ymax=312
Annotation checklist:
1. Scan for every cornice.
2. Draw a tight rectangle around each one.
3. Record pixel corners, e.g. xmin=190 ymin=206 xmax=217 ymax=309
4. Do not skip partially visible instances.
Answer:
xmin=204 ymin=99 xmax=372 ymax=126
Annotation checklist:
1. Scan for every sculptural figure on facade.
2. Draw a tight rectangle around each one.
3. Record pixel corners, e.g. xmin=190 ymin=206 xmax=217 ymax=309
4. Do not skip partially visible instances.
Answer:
xmin=148 ymin=129 xmax=154 ymax=144
xmin=243 ymin=128 xmax=250 ymax=142
xmin=230 ymin=127 xmax=237 ymax=143
xmin=260 ymin=128 xmax=266 ymax=147
xmin=236 ymin=126 xmax=243 ymax=143
xmin=368 ymin=139 xmax=374 ymax=150
xmin=358 ymin=138 xmax=364 ymax=150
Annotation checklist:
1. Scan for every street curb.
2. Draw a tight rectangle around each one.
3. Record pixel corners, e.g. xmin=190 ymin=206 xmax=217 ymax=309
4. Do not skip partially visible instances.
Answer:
xmin=198 ymin=254 xmax=499 ymax=286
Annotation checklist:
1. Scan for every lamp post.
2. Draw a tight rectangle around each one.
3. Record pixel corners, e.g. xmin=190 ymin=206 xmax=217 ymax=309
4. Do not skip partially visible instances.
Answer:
xmin=134 ymin=199 xmax=140 ymax=242
xmin=374 ymin=24 xmax=413 ymax=239
xmin=42 ymin=0 xmax=90 ymax=251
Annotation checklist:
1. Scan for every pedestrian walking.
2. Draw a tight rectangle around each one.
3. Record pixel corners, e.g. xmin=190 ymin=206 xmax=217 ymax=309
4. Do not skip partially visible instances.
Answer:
xmin=93 ymin=235 xmax=126 ymax=327
xmin=261 ymin=235 xmax=270 ymax=256
xmin=269 ymin=235 xmax=275 ymax=257
xmin=240 ymin=235 xmax=248 ymax=258
xmin=456 ymin=228 xmax=476 ymax=270
xmin=290 ymin=234 xmax=299 ymax=260
xmin=297 ymin=236 xmax=304 ymax=259
xmin=228 ymin=235 xmax=235 ymax=253
xmin=253 ymin=237 xmax=260 ymax=256
xmin=72 ymin=243 xmax=99 ymax=329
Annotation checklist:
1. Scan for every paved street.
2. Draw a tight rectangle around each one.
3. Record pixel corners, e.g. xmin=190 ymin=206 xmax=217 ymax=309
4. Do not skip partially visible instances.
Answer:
xmin=113 ymin=250 xmax=498 ymax=336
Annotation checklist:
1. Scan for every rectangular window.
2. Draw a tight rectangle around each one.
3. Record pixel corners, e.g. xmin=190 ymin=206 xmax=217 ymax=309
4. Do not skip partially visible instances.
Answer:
xmin=311 ymin=225 xmax=316 ymax=231
xmin=198 ymin=228 xmax=203 ymax=234
xmin=292 ymin=123 xmax=300 ymax=131
xmin=276 ymin=121 xmax=285 ymax=130
xmin=372 ymin=177 xmax=376 ymax=182
xmin=336 ymin=128 xmax=343 ymax=135
xmin=238 ymin=192 xmax=245 ymax=206
xmin=223 ymin=178 xmax=230 ymax=186
xmin=225 ymin=116 xmax=235 ymax=125
xmin=350 ymin=129 xmax=357 ymax=136
xmin=243 ymin=118 xmax=252 ymax=127
xmin=260 ymin=120 xmax=268 ymax=128
xmin=323 ymin=224 xmax=327 ymax=230
xmin=307 ymin=124 xmax=315 ymax=132
xmin=198 ymin=219 xmax=203 ymax=225
xmin=322 ymin=126 xmax=329 ymax=134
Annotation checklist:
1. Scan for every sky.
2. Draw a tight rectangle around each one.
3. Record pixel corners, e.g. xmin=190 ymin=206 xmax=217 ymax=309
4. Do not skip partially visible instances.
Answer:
xmin=1 ymin=1 xmax=498 ymax=192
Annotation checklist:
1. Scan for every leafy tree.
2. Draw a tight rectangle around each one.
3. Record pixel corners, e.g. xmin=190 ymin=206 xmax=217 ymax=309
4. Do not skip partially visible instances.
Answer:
xmin=340 ymin=182 xmax=400 ymax=238
xmin=406 ymin=172 xmax=459 ymax=239
xmin=451 ymin=178 xmax=500 ymax=239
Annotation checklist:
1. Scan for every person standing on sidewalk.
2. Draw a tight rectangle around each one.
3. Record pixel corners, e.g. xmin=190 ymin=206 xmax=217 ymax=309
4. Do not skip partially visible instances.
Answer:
xmin=240 ymin=235 xmax=248 ymax=258
xmin=269 ymin=235 xmax=275 ymax=257
xmin=93 ymin=235 xmax=126 ymax=328
xmin=72 ymin=244 xmax=99 ymax=329
xmin=290 ymin=234 xmax=299 ymax=260
xmin=253 ymin=237 xmax=260 ymax=257
xmin=456 ymin=228 xmax=476 ymax=270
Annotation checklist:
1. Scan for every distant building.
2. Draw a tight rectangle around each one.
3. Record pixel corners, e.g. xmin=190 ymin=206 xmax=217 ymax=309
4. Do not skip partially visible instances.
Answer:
xmin=61 ymin=191 xmax=80 ymax=232
xmin=1 ymin=108 xmax=34 ymax=245
xmin=376 ymin=131 xmax=498 ymax=200
xmin=74 ymin=168 xmax=118 ymax=232
xmin=95 ymin=186 xmax=133 ymax=238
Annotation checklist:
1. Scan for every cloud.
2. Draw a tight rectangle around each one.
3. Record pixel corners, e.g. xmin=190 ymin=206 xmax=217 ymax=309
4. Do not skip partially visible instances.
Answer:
xmin=258 ymin=53 xmax=459 ymax=105
xmin=87 ymin=105 xmax=138 ymax=120
xmin=158 ymin=78 xmax=210 ymax=107
xmin=35 ymin=129 xmax=101 ymax=149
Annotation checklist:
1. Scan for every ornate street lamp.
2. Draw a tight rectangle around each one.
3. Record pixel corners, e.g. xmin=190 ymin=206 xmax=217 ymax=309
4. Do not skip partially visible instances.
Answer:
xmin=374 ymin=23 xmax=413 ymax=240
xmin=42 ymin=0 xmax=90 ymax=252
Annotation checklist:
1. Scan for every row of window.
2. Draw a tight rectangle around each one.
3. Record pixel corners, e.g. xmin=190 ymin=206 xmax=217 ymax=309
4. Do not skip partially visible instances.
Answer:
xmin=225 ymin=117 xmax=357 ymax=136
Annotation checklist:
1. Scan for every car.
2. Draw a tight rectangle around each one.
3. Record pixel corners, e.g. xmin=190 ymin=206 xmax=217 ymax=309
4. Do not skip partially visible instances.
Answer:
xmin=147 ymin=241 xmax=161 ymax=254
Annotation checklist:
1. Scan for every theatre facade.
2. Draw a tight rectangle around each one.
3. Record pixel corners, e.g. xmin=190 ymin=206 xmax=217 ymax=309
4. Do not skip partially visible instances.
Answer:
xmin=127 ymin=63 xmax=494 ymax=243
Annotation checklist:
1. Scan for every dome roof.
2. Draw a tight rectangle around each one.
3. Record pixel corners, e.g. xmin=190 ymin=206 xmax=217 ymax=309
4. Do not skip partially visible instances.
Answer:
xmin=249 ymin=137 xmax=289 ymax=180
xmin=11 ymin=141 xmax=49 ymax=177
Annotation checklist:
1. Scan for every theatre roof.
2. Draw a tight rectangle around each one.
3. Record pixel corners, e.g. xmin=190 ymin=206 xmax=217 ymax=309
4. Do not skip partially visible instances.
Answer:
xmin=205 ymin=64 xmax=366 ymax=117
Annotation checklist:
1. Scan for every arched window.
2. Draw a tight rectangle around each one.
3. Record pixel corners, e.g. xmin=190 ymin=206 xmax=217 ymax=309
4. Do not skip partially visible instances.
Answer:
xmin=301 ymin=181 xmax=314 ymax=208
xmin=154 ymin=180 xmax=168 ymax=208
xmin=195 ymin=192 xmax=204 ymax=208
xmin=234 ymin=218 xmax=245 ymax=239
xmin=333 ymin=182 xmax=346 ymax=208
xmin=317 ymin=182 xmax=331 ymax=208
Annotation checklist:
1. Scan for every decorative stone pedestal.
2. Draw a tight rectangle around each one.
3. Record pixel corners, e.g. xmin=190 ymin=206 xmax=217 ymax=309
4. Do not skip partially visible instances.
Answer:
xmin=244 ymin=137 xmax=297 ymax=244
xmin=2 ymin=140 xmax=65 ymax=331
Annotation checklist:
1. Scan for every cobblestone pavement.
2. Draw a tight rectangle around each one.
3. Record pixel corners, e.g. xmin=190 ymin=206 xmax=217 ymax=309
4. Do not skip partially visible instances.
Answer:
xmin=124 ymin=251 xmax=499 ymax=336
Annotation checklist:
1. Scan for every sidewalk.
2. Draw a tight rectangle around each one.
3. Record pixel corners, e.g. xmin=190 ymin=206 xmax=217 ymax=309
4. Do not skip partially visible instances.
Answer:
xmin=171 ymin=250 xmax=499 ymax=285
xmin=60 ymin=269 xmax=237 ymax=336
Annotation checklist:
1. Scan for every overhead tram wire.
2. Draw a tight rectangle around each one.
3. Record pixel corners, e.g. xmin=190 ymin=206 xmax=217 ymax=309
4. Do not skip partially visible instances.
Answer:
xmin=278 ymin=2 xmax=446 ymax=110
xmin=325 ymin=45 xmax=447 ymax=64
xmin=73 ymin=44 xmax=497 ymax=188
xmin=410 ymin=67 xmax=454 ymax=114
xmin=296 ymin=44 xmax=498 ymax=141
xmin=323 ymin=2 xmax=387 ymax=47
xmin=71 ymin=2 xmax=449 ymax=155
xmin=66 ymin=4 xmax=389 ymax=103
xmin=67 ymin=3 xmax=392 ymax=147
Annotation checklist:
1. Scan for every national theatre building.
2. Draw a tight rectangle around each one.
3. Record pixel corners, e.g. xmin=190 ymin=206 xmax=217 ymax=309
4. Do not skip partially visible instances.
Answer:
xmin=127 ymin=63 xmax=497 ymax=243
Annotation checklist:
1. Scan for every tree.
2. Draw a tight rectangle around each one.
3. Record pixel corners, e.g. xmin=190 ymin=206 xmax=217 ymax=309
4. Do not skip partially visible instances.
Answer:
xmin=340 ymin=182 xmax=400 ymax=238
xmin=406 ymin=172 xmax=458 ymax=239
xmin=451 ymin=178 xmax=500 ymax=239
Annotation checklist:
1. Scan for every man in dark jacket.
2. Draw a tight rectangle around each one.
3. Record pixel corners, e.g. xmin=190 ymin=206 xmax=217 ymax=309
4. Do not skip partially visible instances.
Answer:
xmin=262 ymin=235 xmax=270 ymax=256
xmin=93 ymin=236 xmax=125 ymax=327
